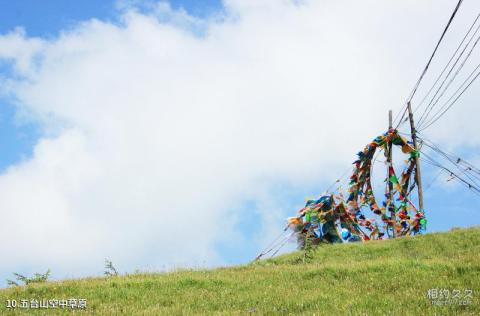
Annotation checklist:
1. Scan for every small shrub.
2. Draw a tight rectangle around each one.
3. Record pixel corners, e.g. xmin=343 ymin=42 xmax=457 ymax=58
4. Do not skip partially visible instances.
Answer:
xmin=6 ymin=269 xmax=51 ymax=286
xmin=104 ymin=259 xmax=119 ymax=276
xmin=301 ymin=230 xmax=316 ymax=263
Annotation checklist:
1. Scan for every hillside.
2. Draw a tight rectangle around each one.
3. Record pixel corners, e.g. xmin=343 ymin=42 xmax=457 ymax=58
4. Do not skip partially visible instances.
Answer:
xmin=1 ymin=227 xmax=479 ymax=315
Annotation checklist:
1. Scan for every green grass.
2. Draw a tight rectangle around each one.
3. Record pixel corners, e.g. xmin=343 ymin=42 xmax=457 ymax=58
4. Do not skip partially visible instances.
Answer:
xmin=1 ymin=227 xmax=479 ymax=315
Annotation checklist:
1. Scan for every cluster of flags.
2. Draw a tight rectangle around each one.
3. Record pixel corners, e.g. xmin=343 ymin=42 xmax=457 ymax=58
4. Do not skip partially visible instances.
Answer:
xmin=287 ymin=129 xmax=427 ymax=248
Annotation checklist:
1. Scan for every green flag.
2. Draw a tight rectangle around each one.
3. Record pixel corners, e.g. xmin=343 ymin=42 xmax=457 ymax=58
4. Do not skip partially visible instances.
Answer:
xmin=389 ymin=175 xmax=399 ymax=184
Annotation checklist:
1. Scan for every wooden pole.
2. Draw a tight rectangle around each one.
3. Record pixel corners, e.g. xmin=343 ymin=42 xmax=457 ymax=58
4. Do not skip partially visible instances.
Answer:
xmin=407 ymin=102 xmax=424 ymax=212
xmin=387 ymin=110 xmax=395 ymax=237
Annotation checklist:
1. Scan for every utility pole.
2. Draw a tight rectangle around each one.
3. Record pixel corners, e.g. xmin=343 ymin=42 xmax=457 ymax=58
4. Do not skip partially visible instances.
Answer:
xmin=387 ymin=110 xmax=395 ymax=238
xmin=407 ymin=102 xmax=424 ymax=212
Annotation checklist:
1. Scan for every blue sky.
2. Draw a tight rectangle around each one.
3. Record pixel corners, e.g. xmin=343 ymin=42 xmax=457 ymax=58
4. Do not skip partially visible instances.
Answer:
xmin=0 ymin=0 xmax=479 ymax=286
xmin=0 ymin=0 xmax=115 ymax=172
xmin=0 ymin=0 xmax=222 ymax=37
xmin=0 ymin=0 xmax=222 ymax=172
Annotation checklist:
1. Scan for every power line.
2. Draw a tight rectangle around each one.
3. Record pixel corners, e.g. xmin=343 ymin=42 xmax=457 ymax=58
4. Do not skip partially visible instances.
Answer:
xmin=419 ymin=149 xmax=480 ymax=196
xmin=419 ymin=138 xmax=480 ymax=177
xmin=418 ymin=135 xmax=480 ymax=179
xmin=452 ymin=165 xmax=480 ymax=188
xmin=407 ymin=0 xmax=464 ymax=103
xmin=418 ymin=30 xmax=480 ymax=128
xmin=393 ymin=0 xmax=464 ymax=129
xmin=419 ymin=62 xmax=480 ymax=130
xmin=414 ymin=13 xmax=480 ymax=115
xmin=418 ymin=141 xmax=480 ymax=188
xmin=457 ymin=158 xmax=480 ymax=175
xmin=393 ymin=106 xmax=409 ymax=129
xmin=416 ymin=13 xmax=480 ymax=127
xmin=421 ymin=158 xmax=480 ymax=196
xmin=424 ymin=169 xmax=444 ymax=193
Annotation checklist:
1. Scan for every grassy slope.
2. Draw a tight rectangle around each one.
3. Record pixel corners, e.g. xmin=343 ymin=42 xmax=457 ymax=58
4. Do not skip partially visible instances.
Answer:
xmin=1 ymin=227 xmax=479 ymax=315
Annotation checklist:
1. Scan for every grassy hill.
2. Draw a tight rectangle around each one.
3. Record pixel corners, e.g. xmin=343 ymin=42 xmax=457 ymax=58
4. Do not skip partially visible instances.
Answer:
xmin=1 ymin=227 xmax=479 ymax=315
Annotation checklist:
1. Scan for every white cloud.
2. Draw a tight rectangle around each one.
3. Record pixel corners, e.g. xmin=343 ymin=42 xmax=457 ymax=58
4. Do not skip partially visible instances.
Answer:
xmin=0 ymin=0 xmax=479 ymax=281
xmin=0 ymin=28 xmax=45 ymax=76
